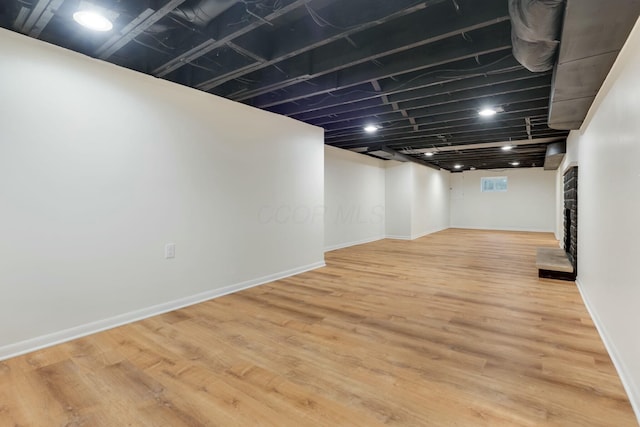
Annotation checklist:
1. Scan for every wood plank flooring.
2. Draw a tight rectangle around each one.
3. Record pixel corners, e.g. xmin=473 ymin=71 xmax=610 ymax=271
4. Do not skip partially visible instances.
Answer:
xmin=0 ymin=229 xmax=636 ymax=426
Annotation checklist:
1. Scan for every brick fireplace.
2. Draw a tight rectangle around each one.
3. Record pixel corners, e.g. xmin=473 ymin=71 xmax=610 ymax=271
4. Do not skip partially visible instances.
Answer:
xmin=563 ymin=167 xmax=578 ymax=273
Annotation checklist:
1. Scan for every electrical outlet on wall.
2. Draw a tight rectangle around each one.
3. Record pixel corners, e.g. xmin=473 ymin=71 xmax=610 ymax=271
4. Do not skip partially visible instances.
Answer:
xmin=165 ymin=243 xmax=176 ymax=259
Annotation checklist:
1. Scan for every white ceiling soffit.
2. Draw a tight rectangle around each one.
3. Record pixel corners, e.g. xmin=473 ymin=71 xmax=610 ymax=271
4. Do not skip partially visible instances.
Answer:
xmin=548 ymin=0 xmax=640 ymax=130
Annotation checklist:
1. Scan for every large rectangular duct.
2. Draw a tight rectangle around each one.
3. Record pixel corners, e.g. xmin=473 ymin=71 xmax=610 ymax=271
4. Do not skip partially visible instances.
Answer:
xmin=543 ymin=141 xmax=566 ymax=170
xmin=548 ymin=0 xmax=640 ymax=130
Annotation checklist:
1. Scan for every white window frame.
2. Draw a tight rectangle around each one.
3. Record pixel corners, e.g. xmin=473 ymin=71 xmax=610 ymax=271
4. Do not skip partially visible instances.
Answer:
xmin=481 ymin=176 xmax=508 ymax=192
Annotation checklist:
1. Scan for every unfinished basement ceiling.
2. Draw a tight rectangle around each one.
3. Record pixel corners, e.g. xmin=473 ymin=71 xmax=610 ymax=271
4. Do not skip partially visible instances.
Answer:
xmin=0 ymin=0 xmax=577 ymax=171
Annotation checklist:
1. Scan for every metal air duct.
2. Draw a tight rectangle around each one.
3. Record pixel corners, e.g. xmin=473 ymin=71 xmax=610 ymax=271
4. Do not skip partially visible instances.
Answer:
xmin=509 ymin=0 xmax=565 ymax=72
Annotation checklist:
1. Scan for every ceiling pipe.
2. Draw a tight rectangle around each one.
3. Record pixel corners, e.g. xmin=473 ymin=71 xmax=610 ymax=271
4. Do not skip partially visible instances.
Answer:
xmin=509 ymin=0 xmax=565 ymax=72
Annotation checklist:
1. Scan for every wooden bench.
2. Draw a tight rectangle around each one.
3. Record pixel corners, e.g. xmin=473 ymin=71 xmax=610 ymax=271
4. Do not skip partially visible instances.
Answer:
xmin=536 ymin=247 xmax=576 ymax=281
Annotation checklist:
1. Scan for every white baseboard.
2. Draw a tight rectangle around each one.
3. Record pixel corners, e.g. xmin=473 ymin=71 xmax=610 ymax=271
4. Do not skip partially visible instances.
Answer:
xmin=450 ymin=225 xmax=554 ymax=233
xmin=411 ymin=226 xmax=449 ymax=240
xmin=0 ymin=261 xmax=326 ymax=362
xmin=386 ymin=227 xmax=450 ymax=241
xmin=385 ymin=234 xmax=413 ymax=240
xmin=575 ymin=278 xmax=640 ymax=423
xmin=324 ymin=236 xmax=384 ymax=252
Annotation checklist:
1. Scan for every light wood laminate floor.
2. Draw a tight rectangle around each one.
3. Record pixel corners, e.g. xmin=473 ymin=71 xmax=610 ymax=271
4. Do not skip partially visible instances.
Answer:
xmin=0 ymin=229 xmax=636 ymax=426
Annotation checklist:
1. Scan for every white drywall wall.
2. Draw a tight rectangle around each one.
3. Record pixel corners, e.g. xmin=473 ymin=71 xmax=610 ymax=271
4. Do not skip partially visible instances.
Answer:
xmin=0 ymin=29 xmax=325 ymax=359
xmin=384 ymin=162 xmax=413 ymax=239
xmin=385 ymin=162 xmax=450 ymax=239
xmin=324 ymin=146 xmax=385 ymax=251
xmin=450 ymin=168 xmax=556 ymax=232
xmin=565 ymin=18 xmax=640 ymax=419
xmin=411 ymin=163 xmax=450 ymax=238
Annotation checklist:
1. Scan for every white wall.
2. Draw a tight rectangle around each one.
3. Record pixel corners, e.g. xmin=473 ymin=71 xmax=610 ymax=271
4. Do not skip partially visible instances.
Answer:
xmin=324 ymin=146 xmax=385 ymax=251
xmin=385 ymin=162 xmax=450 ymax=239
xmin=563 ymin=19 xmax=640 ymax=418
xmin=385 ymin=162 xmax=413 ymax=239
xmin=0 ymin=29 xmax=325 ymax=359
xmin=450 ymin=168 xmax=556 ymax=232
xmin=411 ymin=163 xmax=451 ymax=239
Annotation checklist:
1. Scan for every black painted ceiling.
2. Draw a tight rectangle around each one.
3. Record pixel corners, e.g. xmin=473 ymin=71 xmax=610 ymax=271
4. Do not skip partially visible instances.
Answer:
xmin=0 ymin=0 xmax=571 ymax=171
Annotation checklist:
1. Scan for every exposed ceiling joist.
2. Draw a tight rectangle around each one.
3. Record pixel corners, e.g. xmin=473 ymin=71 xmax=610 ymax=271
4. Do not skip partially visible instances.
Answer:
xmin=320 ymin=87 xmax=550 ymax=133
xmin=96 ymin=0 xmax=186 ymax=60
xmin=12 ymin=7 xmax=29 ymax=31
xmin=308 ymin=78 xmax=552 ymax=126
xmin=291 ymin=69 xmax=546 ymax=121
xmin=270 ymin=55 xmax=523 ymax=115
xmin=254 ymin=46 xmax=514 ymax=112
xmin=327 ymin=107 xmax=552 ymax=147
xmin=226 ymin=9 xmax=511 ymax=102
xmin=193 ymin=0 xmax=445 ymax=90
xmin=27 ymin=0 xmax=63 ymax=38
xmin=19 ymin=0 xmax=50 ymax=33
xmin=333 ymin=119 xmax=552 ymax=148
xmin=154 ymin=0 xmax=321 ymax=78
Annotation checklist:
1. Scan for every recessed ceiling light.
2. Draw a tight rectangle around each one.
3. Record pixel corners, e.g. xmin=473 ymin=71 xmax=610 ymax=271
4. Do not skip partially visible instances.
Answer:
xmin=502 ymin=145 xmax=513 ymax=151
xmin=364 ymin=125 xmax=379 ymax=133
xmin=73 ymin=10 xmax=113 ymax=32
xmin=479 ymin=108 xmax=497 ymax=117
xmin=510 ymin=161 xmax=520 ymax=166
xmin=454 ymin=164 xmax=463 ymax=169
xmin=425 ymin=152 xmax=434 ymax=157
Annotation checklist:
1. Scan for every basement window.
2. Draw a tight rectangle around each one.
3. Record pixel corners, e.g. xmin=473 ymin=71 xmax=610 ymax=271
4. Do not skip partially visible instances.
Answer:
xmin=481 ymin=176 xmax=508 ymax=192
